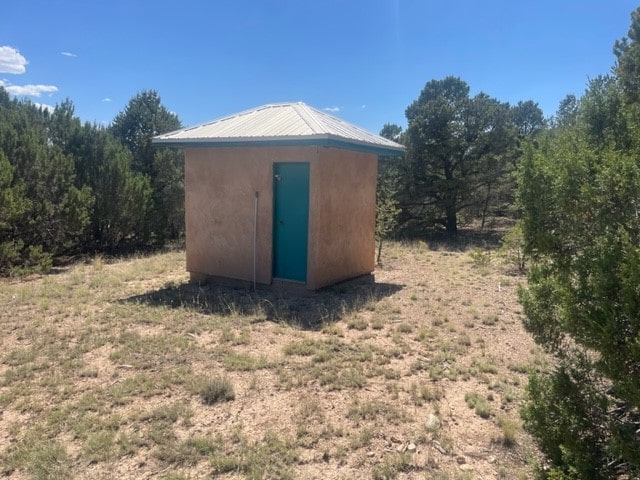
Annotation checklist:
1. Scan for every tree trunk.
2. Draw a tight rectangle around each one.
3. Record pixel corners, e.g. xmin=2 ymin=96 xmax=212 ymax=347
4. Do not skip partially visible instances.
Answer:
xmin=481 ymin=183 xmax=492 ymax=231
xmin=445 ymin=207 xmax=457 ymax=233
xmin=444 ymin=189 xmax=458 ymax=233
xmin=376 ymin=238 xmax=383 ymax=264
xmin=443 ymin=160 xmax=457 ymax=233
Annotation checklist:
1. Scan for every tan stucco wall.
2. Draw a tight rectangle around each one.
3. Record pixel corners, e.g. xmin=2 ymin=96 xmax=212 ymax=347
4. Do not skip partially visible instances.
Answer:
xmin=307 ymin=147 xmax=377 ymax=290
xmin=184 ymin=145 xmax=377 ymax=290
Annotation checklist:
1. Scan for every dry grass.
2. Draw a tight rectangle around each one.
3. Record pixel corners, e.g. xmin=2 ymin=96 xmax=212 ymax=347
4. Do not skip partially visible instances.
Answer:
xmin=0 ymin=241 xmax=543 ymax=479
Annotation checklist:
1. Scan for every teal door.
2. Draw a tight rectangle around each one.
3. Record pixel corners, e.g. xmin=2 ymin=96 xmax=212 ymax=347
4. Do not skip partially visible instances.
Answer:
xmin=273 ymin=162 xmax=309 ymax=282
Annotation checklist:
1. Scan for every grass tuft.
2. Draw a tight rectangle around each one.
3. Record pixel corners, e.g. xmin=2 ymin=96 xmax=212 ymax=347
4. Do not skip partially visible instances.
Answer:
xmin=199 ymin=376 xmax=235 ymax=405
xmin=464 ymin=391 xmax=491 ymax=419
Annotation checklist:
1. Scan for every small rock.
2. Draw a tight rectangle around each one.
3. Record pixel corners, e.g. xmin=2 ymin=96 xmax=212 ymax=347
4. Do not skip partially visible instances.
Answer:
xmin=390 ymin=435 xmax=402 ymax=444
xmin=460 ymin=464 xmax=473 ymax=472
xmin=432 ymin=441 xmax=447 ymax=455
xmin=396 ymin=444 xmax=406 ymax=453
xmin=426 ymin=413 xmax=441 ymax=431
xmin=487 ymin=455 xmax=496 ymax=464
xmin=456 ymin=456 xmax=466 ymax=464
xmin=407 ymin=443 xmax=416 ymax=452
xmin=367 ymin=451 xmax=375 ymax=457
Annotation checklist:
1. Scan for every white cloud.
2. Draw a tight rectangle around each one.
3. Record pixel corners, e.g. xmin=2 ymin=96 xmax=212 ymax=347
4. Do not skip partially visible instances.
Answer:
xmin=34 ymin=102 xmax=55 ymax=113
xmin=361 ymin=104 xmax=367 ymax=109
xmin=61 ymin=51 xmax=77 ymax=57
xmin=323 ymin=106 xmax=340 ymax=113
xmin=102 ymin=97 xmax=112 ymax=102
xmin=0 ymin=46 xmax=28 ymax=74
xmin=0 ymin=80 xmax=58 ymax=97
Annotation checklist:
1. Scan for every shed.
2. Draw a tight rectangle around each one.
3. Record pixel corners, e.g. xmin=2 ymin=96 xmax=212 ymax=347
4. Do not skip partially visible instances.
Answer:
xmin=152 ymin=102 xmax=404 ymax=290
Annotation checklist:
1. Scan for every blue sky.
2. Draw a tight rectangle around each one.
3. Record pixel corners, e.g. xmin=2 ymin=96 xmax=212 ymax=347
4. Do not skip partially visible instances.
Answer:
xmin=1 ymin=1 xmax=638 ymax=133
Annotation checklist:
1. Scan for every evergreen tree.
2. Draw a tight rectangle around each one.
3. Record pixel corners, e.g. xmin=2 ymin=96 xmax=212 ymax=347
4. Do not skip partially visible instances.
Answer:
xmin=0 ymin=90 xmax=92 ymax=271
xmin=0 ymin=149 xmax=31 ymax=274
xmin=72 ymin=125 xmax=152 ymax=248
xmin=519 ymin=8 xmax=640 ymax=478
xmin=111 ymin=90 xmax=183 ymax=242
xmin=403 ymin=77 xmax=516 ymax=232
xmin=91 ymin=135 xmax=151 ymax=247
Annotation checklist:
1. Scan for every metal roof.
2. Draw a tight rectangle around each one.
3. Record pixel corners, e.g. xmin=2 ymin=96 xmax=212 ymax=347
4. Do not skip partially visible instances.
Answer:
xmin=152 ymin=102 xmax=404 ymax=156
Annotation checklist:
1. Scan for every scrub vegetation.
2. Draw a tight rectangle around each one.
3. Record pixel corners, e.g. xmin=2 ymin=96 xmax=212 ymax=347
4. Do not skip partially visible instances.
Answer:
xmin=0 ymin=238 xmax=541 ymax=479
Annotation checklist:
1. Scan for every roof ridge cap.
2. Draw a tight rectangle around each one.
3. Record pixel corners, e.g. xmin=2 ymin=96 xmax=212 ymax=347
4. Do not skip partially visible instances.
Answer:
xmin=293 ymin=102 xmax=326 ymax=134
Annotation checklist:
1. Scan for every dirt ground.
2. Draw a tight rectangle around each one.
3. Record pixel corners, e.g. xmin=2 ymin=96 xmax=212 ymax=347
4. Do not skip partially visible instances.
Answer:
xmin=0 ymin=238 xmax=544 ymax=479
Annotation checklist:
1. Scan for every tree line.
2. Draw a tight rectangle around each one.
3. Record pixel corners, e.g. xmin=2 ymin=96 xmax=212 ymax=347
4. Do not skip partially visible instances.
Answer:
xmin=376 ymin=77 xmax=544 ymax=240
xmin=374 ymin=7 xmax=640 ymax=479
xmin=1 ymin=76 xmax=545 ymax=275
xmin=0 ymin=90 xmax=183 ymax=274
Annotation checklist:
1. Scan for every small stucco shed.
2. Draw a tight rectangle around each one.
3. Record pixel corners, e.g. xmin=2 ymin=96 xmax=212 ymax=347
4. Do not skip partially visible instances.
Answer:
xmin=152 ymin=102 xmax=404 ymax=290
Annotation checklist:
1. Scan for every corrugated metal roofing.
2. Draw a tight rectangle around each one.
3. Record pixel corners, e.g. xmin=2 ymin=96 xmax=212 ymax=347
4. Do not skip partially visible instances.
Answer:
xmin=152 ymin=102 xmax=404 ymax=156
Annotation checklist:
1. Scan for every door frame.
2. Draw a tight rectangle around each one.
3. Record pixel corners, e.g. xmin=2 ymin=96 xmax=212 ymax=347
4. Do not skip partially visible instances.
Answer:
xmin=271 ymin=161 xmax=310 ymax=283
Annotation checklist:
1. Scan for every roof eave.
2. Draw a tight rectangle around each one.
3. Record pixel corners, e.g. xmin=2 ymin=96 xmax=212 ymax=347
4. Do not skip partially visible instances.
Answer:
xmin=152 ymin=134 xmax=405 ymax=157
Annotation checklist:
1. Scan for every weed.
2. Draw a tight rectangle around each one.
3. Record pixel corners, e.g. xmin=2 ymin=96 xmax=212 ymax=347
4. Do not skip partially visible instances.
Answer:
xmin=370 ymin=317 xmax=385 ymax=330
xmin=347 ymin=317 xmax=368 ymax=330
xmin=199 ymin=376 xmax=235 ymax=404
xmin=319 ymin=366 xmax=367 ymax=390
xmin=219 ymin=325 xmax=250 ymax=345
xmin=212 ymin=430 xmax=297 ymax=479
xmin=464 ymin=392 xmax=491 ymax=419
xmin=396 ymin=322 xmax=413 ymax=333
xmin=141 ymin=401 xmax=193 ymax=426
xmin=429 ymin=365 xmax=444 ymax=381
xmin=508 ymin=362 xmax=530 ymax=374
xmin=381 ymin=382 xmax=398 ymax=402
xmin=383 ymin=368 xmax=401 ymax=380
xmin=469 ymin=248 xmax=492 ymax=268
xmin=283 ymin=337 xmax=321 ymax=356
xmin=83 ymin=430 xmax=117 ymax=463
xmin=347 ymin=400 xmax=406 ymax=424
xmin=222 ymin=351 xmax=269 ymax=371
xmin=156 ymin=436 xmax=219 ymax=465
xmin=349 ymin=425 xmax=377 ymax=449
xmin=472 ymin=358 xmax=499 ymax=375
xmin=321 ymin=323 xmax=344 ymax=336
xmin=294 ymin=395 xmax=325 ymax=425
xmin=372 ymin=452 xmax=414 ymax=479
xmin=4 ymin=347 xmax=37 ymax=366
xmin=482 ymin=314 xmax=499 ymax=326
xmin=496 ymin=415 xmax=518 ymax=446
xmin=432 ymin=317 xmax=446 ymax=327
xmin=5 ymin=437 xmax=71 ymax=480
xmin=409 ymin=382 xmax=444 ymax=405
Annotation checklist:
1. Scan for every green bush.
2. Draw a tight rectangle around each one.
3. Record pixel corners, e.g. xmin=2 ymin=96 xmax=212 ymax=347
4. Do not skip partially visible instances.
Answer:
xmin=518 ymin=9 xmax=640 ymax=478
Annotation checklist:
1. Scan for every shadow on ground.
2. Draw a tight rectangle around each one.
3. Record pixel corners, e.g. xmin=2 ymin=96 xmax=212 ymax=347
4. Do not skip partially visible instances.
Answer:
xmin=122 ymin=279 xmax=403 ymax=330
xmin=421 ymin=227 xmax=504 ymax=252
xmin=399 ymin=217 xmax=513 ymax=252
